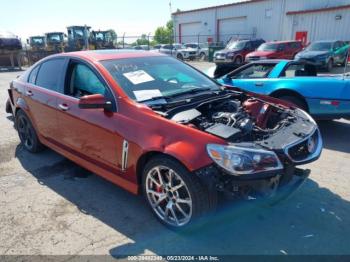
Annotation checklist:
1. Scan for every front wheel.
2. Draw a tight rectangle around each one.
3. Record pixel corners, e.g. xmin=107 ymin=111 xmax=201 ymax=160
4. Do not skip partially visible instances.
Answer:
xmin=142 ymin=156 xmax=216 ymax=229
xmin=234 ymin=56 xmax=243 ymax=65
xmin=326 ymin=59 xmax=333 ymax=72
xmin=176 ymin=53 xmax=184 ymax=60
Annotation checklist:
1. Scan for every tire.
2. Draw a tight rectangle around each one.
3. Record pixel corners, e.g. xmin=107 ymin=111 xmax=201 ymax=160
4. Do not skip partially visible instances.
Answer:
xmin=340 ymin=54 xmax=348 ymax=66
xmin=326 ymin=59 xmax=333 ymax=72
xmin=5 ymin=98 xmax=12 ymax=114
xmin=15 ymin=110 xmax=44 ymax=153
xmin=199 ymin=52 xmax=206 ymax=61
xmin=142 ymin=155 xmax=216 ymax=229
xmin=234 ymin=56 xmax=243 ymax=65
xmin=176 ymin=53 xmax=183 ymax=60
xmin=278 ymin=95 xmax=307 ymax=111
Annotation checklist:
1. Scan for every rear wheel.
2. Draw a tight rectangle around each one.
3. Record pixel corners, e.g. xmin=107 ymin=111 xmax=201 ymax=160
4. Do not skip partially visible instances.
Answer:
xmin=277 ymin=95 xmax=307 ymax=111
xmin=199 ymin=52 xmax=206 ymax=61
xmin=142 ymin=156 xmax=216 ymax=229
xmin=16 ymin=110 xmax=44 ymax=153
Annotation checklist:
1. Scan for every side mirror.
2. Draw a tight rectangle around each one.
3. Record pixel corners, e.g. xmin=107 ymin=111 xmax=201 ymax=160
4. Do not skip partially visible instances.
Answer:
xmin=78 ymin=94 xmax=112 ymax=111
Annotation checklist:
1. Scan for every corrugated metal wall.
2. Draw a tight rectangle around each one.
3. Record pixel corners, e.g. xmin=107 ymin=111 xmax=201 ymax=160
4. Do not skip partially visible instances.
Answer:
xmin=173 ymin=0 xmax=350 ymax=44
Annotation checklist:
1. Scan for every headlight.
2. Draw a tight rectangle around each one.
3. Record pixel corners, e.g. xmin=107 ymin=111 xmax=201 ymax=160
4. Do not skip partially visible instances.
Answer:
xmin=207 ymin=144 xmax=283 ymax=176
xmin=226 ymin=52 xmax=235 ymax=58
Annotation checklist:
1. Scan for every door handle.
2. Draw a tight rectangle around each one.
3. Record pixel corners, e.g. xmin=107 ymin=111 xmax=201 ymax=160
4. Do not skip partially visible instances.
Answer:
xmin=58 ymin=103 xmax=69 ymax=111
xmin=26 ymin=90 xmax=33 ymax=96
xmin=255 ymin=82 xmax=264 ymax=87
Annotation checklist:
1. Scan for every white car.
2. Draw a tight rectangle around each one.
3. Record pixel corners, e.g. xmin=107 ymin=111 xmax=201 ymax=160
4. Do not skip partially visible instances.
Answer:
xmin=159 ymin=43 xmax=197 ymax=60
xmin=184 ymin=43 xmax=209 ymax=60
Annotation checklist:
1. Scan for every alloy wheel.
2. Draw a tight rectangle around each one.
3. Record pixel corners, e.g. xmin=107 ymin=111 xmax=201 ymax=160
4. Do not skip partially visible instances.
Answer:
xmin=17 ymin=115 xmax=34 ymax=150
xmin=145 ymin=165 xmax=192 ymax=227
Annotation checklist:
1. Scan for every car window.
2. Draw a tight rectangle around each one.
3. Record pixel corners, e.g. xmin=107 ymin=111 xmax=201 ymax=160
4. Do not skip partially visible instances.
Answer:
xmin=66 ymin=63 xmax=106 ymax=98
xmin=36 ymin=59 xmax=65 ymax=91
xmin=232 ymin=64 xmax=275 ymax=79
xmin=28 ymin=65 xmax=40 ymax=84
xmin=280 ymin=63 xmax=317 ymax=77
xmin=245 ymin=41 xmax=252 ymax=49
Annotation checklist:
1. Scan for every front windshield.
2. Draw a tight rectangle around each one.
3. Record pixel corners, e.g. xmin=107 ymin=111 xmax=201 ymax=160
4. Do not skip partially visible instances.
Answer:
xmin=226 ymin=41 xmax=246 ymax=50
xmin=306 ymin=42 xmax=332 ymax=51
xmin=47 ymin=34 xmax=62 ymax=42
xmin=102 ymin=56 xmax=219 ymax=102
xmin=258 ymin=43 xmax=279 ymax=51
xmin=185 ymin=44 xmax=198 ymax=49
xmin=32 ymin=37 xmax=44 ymax=44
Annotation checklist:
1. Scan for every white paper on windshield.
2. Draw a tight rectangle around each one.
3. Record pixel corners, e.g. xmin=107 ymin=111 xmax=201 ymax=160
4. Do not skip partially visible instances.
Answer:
xmin=133 ymin=89 xmax=162 ymax=101
xmin=123 ymin=70 xmax=154 ymax=85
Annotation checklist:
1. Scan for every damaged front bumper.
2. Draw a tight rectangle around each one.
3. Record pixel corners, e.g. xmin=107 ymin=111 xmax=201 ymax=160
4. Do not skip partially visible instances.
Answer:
xmin=195 ymin=165 xmax=310 ymax=204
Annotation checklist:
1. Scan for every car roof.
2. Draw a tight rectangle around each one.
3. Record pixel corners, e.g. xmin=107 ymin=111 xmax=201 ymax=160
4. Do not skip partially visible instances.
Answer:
xmin=55 ymin=49 xmax=164 ymax=62
xmin=264 ymin=40 xmax=301 ymax=44
xmin=250 ymin=59 xmax=287 ymax=64
xmin=312 ymin=40 xmax=338 ymax=43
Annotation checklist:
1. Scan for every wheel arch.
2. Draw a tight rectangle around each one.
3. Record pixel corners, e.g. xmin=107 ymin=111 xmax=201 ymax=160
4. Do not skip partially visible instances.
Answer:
xmin=136 ymin=151 xmax=187 ymax=186
xmin=270 ymin=88 xmax=309 ymax=112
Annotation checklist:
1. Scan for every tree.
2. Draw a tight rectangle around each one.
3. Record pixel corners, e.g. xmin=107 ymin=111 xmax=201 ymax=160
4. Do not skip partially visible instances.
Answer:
xmin=154 ymin=20 xmax=174 ymax=44
xmin=135 ymin=34 xmax=149 ymax=46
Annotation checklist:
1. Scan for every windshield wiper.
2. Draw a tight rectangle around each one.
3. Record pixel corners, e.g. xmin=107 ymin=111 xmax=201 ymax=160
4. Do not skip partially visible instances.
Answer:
xmin=166 ymin=87 xmax=217 ymax=98
xmin=139 ymin=87 xmax=219 ymax=103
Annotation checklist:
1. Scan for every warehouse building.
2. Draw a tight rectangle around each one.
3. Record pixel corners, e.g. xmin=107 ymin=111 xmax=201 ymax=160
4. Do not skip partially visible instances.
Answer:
xmin=172 ymin=0 xmax=350 ymax=44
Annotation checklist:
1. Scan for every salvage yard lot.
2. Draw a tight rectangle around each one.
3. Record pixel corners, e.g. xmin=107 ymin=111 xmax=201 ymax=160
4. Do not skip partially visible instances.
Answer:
xmin=1 ymin=68 xmax=350 ymax=256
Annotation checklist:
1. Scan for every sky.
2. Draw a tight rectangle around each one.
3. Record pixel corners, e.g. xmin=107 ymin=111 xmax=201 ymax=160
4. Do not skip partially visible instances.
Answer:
xmin=0 ymin=0 xmax=242 ymax=41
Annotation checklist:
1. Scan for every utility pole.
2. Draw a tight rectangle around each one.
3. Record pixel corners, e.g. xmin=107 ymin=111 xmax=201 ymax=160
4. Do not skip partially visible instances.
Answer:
xmin=169 ymin=0 xmax=176 ymax=44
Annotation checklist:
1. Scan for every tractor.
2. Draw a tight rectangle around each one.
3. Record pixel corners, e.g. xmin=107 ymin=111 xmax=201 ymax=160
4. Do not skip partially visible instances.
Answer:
xmin=45 ymin=32 xmax=66 ymax=52
xmin=66 ymin=25 xmax=94 ymax=52
xmin=28 ymin=36 xmax=45 ymax=51
xmin=91 ymin=30 xmax=117 ymax=49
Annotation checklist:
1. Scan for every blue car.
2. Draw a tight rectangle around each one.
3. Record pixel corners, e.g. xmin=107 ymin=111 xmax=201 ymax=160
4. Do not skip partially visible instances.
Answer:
xmin=295 ymin=40 xmax=349 ymax=72
xmin=211 ymin=60 xmax=350 ymax=120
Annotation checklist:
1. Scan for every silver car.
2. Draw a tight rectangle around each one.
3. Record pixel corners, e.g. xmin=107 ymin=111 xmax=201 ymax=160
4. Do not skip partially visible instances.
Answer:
xmin=159 ymin=43 xmax=197 ymax=60
xmin=184 ymin=43 xmax=209 ymax=60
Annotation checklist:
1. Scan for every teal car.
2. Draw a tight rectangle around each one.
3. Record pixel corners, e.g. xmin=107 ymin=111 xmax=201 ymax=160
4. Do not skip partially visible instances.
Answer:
xmin=295 ymin=40 xmax=349 ymax=72
xmin=211 ymin=60 xmax=350 ymax=120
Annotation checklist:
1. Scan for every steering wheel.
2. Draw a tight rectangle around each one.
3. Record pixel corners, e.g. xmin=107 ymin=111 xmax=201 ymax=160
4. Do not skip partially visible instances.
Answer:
xmin=165 ymin=77 xmax=179 ymax=84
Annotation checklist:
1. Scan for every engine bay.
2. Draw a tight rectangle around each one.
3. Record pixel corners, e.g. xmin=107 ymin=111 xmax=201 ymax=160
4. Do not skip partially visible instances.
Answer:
xmin=164 ymin=93 xmax=298 ymax=143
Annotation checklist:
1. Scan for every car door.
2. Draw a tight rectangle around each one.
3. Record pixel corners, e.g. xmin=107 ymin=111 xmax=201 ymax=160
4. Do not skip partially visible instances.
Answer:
xmin=24 ymin=58 xmax=66 ymax=139
xmin=56 ymin=59 xmax=123 ymax=172
xmin=334 ymin=42 xmax=344 ymax=63
xmin=224 ymin=63 xmax=275 ymax=95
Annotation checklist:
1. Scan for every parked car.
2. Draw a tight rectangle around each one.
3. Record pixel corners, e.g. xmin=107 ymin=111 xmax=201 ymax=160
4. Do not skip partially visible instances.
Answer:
xmin=6 ymin=51 xmax=322 ymax=228
xmin=213 ymin=39 xmax=266 ymax=78
xmin=214 ymin=39 xmax=265 ymax=65
xmin=295 ymin=40 xmax=349 ymax=72
xmin=159 ymin=43 xmax=197 ymax=60
xmin=184 ymin=42 xmax=209 ymax=60
xmin=245 ymin=40 xmax=303 ymax=62
xmin=209 ymin=59 xmax=350 ymax=120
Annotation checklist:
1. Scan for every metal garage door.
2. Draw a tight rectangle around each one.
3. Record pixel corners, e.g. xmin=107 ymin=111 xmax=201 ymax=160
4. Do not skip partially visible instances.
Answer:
xmin=218 ymin=16 xmax=247 ymax=43
xmin=180 ymin=22 xmax=201 ymax=43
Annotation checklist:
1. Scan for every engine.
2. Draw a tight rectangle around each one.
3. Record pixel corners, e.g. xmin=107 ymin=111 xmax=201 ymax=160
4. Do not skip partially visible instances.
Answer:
xmin=168 ymin=96 xmax=296 ymax=142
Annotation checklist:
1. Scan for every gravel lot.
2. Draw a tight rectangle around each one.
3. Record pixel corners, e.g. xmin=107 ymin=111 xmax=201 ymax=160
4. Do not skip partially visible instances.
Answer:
xmin=0 ymin=66 xmax=350 ymax=256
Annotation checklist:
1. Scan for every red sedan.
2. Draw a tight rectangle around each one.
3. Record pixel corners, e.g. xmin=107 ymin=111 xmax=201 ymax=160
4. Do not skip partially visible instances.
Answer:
xmin=245 ymin=40 xmax=303 ymax=62
xmin=6 ymin=50 xmax=322 ymax=228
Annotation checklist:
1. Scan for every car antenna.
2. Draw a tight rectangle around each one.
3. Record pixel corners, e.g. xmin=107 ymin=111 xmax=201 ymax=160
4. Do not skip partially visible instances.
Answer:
xmin=343 ymin=46 xmax=350 ymax=80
